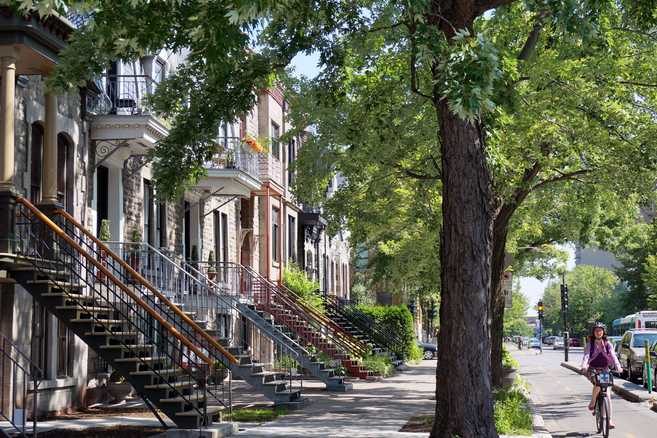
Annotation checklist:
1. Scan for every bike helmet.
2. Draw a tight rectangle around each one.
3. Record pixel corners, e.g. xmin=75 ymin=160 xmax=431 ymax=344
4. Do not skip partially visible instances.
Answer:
xmin=592 ymin=322 xmax=606 ymax=333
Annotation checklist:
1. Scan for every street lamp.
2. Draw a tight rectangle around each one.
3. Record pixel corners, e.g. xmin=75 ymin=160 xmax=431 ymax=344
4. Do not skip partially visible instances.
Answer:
xmin=560 ymin=271 xmax=570 ymax=362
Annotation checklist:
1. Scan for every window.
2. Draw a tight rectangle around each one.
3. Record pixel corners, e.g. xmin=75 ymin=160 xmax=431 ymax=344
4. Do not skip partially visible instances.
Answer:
xmin=97 ymin=166 xmax=109 ymax=236
xmin=153 ymin=58 xmax=166 ymax=83
xmin=31 ymin=302 xmax=49 ymax=377
xmin=271 ymin=122 xmax=280 ymax=160
xmin=287 ymin=215 xmax=296 ymax=263
xmin=288 ymin=138 xmax=296 ymax=186
xmin=143 ymin=179 xmax=154 ymax=245
xmin=57 ymin=321 xmax=75 ymax=378
xmin=156 ymin=202 xmax=167 ymax=248
xmin=272 ymin=207 xmax=280 ymax=263
xmin=184 ymin=201 xmax=191 ymax=261
xmin=57 ymin=134 xmax=73 ymax=213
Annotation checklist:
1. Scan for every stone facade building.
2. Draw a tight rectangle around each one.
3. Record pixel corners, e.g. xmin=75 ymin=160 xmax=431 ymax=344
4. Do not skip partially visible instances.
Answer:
xmin=0 ymin=9 xmax=350 ymax=419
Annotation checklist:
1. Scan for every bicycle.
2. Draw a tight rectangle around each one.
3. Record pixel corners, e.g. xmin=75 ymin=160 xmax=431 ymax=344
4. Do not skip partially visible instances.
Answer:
xmin=591 ymin=368 xmax=613 ymax=437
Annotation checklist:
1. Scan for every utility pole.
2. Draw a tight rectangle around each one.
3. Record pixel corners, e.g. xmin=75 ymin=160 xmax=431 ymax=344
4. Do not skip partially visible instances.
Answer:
xmin=537 ymin=300 xmax=544 ymax=354
xmin=560 ymin=272 xmax=570 ymax=362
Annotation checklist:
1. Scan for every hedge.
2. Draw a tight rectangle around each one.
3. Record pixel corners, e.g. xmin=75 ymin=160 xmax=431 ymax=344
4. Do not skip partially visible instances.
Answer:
xmin=356 ymin=304 xmax=422 ymax=361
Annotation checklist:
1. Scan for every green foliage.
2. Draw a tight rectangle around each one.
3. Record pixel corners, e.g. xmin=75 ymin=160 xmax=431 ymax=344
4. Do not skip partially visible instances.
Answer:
xmin=501 ymin=346 xmax=519 ymax=370
xmin=503 ymin=290 xmax=533 ymax=338
xmin=228 ymin=407 xmax=287 ymax=423
xmin=494 ymin=382 xmax=533 ymax=436
xmin=274 ymin=355 xmax=298 ymax=370
xmin=356 ymin=304 xmax=416 ymax=361
xmin=283 ymin=263 xmax=324 ymax=313
xmin=542 ymin=265 xmax=622 ymax=338
xmin=362 ymin=354 xmax=394 ymax=377
xmin=407 ymin=342 xmax=423 ymax=362
xmin=99 ymin=219 xmax=111 ymax=241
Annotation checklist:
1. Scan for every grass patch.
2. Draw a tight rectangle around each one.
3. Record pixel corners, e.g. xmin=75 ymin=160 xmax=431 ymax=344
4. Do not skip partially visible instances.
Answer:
xmin=362 ymin=354 xmax=395 ymax=377
xmin=494 ymin=381 xmax=533 ymax=436
xmin=228 ymin=407 xmax=288 ymax=423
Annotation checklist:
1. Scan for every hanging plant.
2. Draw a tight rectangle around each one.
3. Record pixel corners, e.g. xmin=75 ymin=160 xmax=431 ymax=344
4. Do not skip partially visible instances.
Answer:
xmin=242 ymin=135 xmax=264 ymax=153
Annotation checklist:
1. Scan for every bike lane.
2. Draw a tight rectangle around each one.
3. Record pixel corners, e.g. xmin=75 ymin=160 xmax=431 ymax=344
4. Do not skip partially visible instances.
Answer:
xmin=513 ymin=348 xmax=656 ymax=438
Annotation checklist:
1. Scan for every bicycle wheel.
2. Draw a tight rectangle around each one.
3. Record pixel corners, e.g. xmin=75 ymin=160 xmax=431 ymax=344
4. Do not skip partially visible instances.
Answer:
xmin=595 ymin=396 xmax=603 ymax=433
xmin=601 ymin=395 xmax=611 ymax=438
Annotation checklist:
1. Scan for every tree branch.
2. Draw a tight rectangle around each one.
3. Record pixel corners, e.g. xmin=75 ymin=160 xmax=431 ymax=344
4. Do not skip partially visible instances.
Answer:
xmin=408 ymin=22 xmax=433 ymax=101
xmin=518 ymin=12 xmax=547 ymax=61
xmin=531 ymin=169 xmax=591 ymax=191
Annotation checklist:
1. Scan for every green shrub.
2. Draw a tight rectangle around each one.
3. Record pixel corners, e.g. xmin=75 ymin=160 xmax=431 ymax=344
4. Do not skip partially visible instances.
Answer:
xmin=362 ymin=354 xmax=394 ymax=377
xmin=502 ymin=345 xmax=519 ymax=370
xmin=356 ymin=304 xmax=416 ymax=361
xmin=408 ymin=342 xmax=423 ymax=362
xmin=283 ymin=263 xmax=324 ymax=312
xmin=494 ymin=383 xmax=533 ymax=435
xmin=275 ymin=355 xmax=298 ymax=370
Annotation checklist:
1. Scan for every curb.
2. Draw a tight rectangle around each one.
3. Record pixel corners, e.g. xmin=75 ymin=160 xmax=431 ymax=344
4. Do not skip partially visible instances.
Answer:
xmin=531 ymin=409 xmax=552 ymax=438
xmin=560 ymin=362 xmax=648 ymax=403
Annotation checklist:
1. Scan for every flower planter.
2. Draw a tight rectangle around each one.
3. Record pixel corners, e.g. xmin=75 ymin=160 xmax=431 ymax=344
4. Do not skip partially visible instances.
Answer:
xmin=107 ymin=382 xmax=134 ymax=402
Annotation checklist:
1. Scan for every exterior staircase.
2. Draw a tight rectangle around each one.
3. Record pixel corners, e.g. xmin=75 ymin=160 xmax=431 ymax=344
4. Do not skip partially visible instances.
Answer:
xmin=54 ymin=207 xmax=305 ymax=410
xmin=100 ymin=240 xmax=352 ymax=392
xmin=324 ymin=296 xmax=404 ymax=367
xmin=236 ymin=266 xmax=378 ymax=380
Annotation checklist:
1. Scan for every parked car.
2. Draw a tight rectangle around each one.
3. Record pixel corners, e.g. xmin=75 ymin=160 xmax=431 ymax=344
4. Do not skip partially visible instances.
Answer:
xmin=568 ymin=338 xmax=581 ymax=347
xmin=543 ymin=336 xmax=556 ymax=346
xmin=612 ymin=340 xmax=623 ymax=376
xmin=643 ymin=340 xmax=657 ymax=391
xmin=618 ymin=329 xmax=657 ymax=383
xmin=553 ymin=337 xmax=564 ymax=350
xmin=607 ymin=335 xmax=622 ymax=347
xmin=529 ymin=338 xmax=541 ymax=349
xmin=418 ymin=342 xmax=437 ymax=360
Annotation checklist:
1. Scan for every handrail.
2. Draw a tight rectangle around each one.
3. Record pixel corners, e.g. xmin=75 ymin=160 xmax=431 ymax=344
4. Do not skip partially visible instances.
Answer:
xmin=240 ymin=264 xmax=369 ymax=355
xmin=52 ymin=208 xmax=239 ymax=366
xmin=108 ymin=240 xmax=306 ymax=359
xmin=0 ymin=333 xmax=43 ymax=378
xmin=16 ymin=198 xmax=215 ymax=367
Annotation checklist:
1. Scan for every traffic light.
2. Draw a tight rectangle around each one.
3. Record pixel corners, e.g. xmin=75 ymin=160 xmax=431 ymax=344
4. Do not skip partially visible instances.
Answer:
xmin=560 ymin=284 xmax=569 ymax=309
xmin=537 ymin=300 xmax=544 ymax=320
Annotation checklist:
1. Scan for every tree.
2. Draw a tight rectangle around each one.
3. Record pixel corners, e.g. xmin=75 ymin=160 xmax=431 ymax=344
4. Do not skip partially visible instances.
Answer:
xmin=29 ymin=0 xmax=657 ymax=436
xmin=503 ymin=290 xmax=532 ymax=338
xmin=542 ymin=266 xmax=623 ymax=338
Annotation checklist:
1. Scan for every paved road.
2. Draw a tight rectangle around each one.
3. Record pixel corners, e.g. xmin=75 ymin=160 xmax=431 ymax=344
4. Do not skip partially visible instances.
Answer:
xmin=514 ymin=348 xmax=656 ymax=438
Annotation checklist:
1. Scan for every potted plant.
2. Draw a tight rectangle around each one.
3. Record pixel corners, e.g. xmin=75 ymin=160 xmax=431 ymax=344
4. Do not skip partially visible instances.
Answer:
xmin=97 ymin=219 xmax=111 ymax=283
xmin=107 ymin=370 xmax=134 ymax=402
xmin=207 ymin=250 xmax=217 ymax=280
xmin=128 ymin=228 xmax=142 ymax=272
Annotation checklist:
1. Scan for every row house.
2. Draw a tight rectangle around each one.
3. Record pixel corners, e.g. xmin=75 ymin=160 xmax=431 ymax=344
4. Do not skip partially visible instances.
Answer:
xmin=0 ymin=8 xmax=352 ymax=423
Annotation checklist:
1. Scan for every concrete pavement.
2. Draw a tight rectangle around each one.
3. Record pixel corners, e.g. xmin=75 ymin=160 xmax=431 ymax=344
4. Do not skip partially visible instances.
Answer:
xmin=514 ymin=348 xmax=657 ymax=438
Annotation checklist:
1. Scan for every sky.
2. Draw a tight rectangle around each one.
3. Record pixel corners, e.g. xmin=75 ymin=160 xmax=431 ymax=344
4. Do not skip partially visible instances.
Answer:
xmin=290 ymin=54 xmax=577 ymax=316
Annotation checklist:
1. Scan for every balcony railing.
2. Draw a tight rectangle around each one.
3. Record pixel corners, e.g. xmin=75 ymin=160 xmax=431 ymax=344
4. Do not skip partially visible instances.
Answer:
xmin=205 ymin=137 xmax=260 ymax=178
xmin=87 ymin=74 xmax=157 ymax=116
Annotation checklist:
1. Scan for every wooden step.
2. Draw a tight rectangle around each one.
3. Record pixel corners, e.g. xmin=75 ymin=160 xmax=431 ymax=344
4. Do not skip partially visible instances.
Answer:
xmin=175 ymin=405 xmax=223 ymax=418
xmin=144 ymin=379 xmax=195 ymax=390
xmin=160 ymin=390 xmax=207 ymax=403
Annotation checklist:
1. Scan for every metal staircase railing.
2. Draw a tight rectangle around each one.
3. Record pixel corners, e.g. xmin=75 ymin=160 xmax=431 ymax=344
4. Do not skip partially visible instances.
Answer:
xmin=102 ymin=241 xmax=305 ymax=398
xmin=190 ymin=262 xmax=376 ymax=378
xmin=324 ymin=295 xmax=406 ymax=359
xmin=12 ymin=198 xmax=231 ymax=427
xmin=0 ymin=333 xmax=42 ymax=437
xmin=54 ymin=211 xmax=303 ymax=404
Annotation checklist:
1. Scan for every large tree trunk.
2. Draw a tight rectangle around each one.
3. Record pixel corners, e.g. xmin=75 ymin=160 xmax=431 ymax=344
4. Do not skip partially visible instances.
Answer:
xmin=490 ymin=216 xmax=510 ymax=388
xmin=431 ymin=99 xmax=497 ymax=438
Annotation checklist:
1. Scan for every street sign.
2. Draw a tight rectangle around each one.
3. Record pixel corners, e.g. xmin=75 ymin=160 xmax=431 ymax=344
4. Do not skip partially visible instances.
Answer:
xmin=503 ymin=271 xmax=513 ymax=308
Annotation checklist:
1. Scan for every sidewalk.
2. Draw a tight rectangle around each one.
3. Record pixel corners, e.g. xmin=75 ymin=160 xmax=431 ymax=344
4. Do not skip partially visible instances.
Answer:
xmin=235 ymin=361 xmax=436 ymax=437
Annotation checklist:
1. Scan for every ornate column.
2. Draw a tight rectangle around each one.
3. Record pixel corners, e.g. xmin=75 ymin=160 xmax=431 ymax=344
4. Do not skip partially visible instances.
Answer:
xmin=41 ymin=92 xmax=59 ymax=205
xmin=0 ymin=52 xmax=17 ymax=252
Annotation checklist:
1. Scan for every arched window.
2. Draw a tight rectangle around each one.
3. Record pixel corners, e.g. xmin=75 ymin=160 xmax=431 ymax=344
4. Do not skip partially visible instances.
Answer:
xmin=30 ymin=123 xmax=44 ymax=203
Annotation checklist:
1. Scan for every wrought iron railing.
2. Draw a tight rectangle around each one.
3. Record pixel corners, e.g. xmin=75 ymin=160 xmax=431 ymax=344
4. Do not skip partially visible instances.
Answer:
xmin=325 ymin=295 xmax=406 ymax=360
xmin=205 ymin=137 xmax=260 ymax=178
xmin=101 ymin=242 xmax=304 ymax=398
xmin=195 ymin=261 xmax=370 ymax=360
xmin=87 ymin=75 xmax=157 ymax=116
xmin=0 ymin=333 xmax=41 ymax=437
xmin=13 ymin=198 xmax=231 ymax=424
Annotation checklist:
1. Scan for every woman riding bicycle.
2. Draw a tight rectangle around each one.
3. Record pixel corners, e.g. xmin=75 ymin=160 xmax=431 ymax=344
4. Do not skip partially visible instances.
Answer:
xmin=580 ymin=322 xmax=622 ymax=429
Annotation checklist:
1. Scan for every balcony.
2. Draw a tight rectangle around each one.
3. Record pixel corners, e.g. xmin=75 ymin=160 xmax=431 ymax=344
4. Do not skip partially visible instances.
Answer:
xmin=196 ymin=138 xmax=261 ymax=197
xmin=88 ymin=75 xmax=169 ymax=158
xmin=258 ymin=153 xmax=283 ymax=187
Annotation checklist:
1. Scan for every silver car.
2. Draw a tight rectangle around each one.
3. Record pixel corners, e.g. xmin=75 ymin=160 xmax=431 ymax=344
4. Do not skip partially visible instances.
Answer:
xmin=552 ymin=337 xmax=564 ymax=350
xmin=618 ymin=330 xmax=657 ymax=383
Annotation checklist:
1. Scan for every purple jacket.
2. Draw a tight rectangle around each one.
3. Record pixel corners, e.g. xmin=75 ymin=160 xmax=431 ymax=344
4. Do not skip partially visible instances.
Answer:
xmin=581 ymin=339 xmax=621 ymax=370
